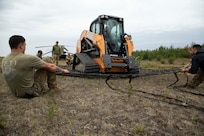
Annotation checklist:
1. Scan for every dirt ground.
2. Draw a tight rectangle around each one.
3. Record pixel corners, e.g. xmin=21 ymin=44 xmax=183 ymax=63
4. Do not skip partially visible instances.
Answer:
xmin=0 ymin=62 xmax=204 ymax=136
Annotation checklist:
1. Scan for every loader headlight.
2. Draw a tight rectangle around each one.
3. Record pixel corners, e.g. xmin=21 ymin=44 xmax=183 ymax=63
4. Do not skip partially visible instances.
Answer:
xmin=100 ymin=15 xmax=109 ymax=19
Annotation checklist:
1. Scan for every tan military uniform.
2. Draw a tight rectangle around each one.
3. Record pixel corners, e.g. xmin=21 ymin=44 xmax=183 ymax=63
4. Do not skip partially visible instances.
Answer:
xmin=52 ymin=45 xmax=61 ymax=66
xmin=188 ymin=69 xmax=204 ymax=88
xmin=66 ymin=53 xmax=73 ymax=65
xmin=33 ymin=57 xmax=57 ymax=92
xmin=183 ymin=61 xmax=204 ymax=88
xmin=1 ymin=53 xmax=57 ymax=98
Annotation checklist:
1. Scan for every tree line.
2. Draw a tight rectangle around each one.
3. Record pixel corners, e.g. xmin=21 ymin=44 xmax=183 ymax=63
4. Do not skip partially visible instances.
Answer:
xmin=132 ymin=44 xmax=204 ymax=64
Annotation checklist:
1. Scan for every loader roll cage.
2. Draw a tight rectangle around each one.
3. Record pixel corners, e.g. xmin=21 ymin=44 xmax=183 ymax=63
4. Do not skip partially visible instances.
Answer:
xmin=90 ymin=15 xmax=126 ymax=55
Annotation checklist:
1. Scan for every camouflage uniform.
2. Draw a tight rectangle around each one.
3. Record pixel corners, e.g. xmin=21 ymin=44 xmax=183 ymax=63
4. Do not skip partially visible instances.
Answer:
xmin=188 ymin=69 xmax=204 ymax=88
xmin=52 ymin=44 xmax=61 ymax=66
xmin=33 ymin=57 xmax=57 ymax=94
xmin=66 ymin=53 xmax=73 ymax=65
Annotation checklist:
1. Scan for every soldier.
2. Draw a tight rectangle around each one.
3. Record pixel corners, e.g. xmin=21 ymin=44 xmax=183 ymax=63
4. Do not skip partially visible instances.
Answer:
xmin=52 ymin=41 xmax=61 ymax=66
xmin=37 ymin=50 xmax=43 ymax=59
xmin=181 ymin=44 xmax=204 ymax=88
xmin=1 ymin=35 xmax=69 ymax=98
xmin=66 ymin=53 xmax=73 ymax=65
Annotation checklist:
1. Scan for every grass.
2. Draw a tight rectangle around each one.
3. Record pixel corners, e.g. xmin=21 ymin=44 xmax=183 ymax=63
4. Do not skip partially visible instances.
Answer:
xmin=47 ymin=90 xmax=55 ymax=97
xmin=130 ymin=121 xmax=145 ymax=135
xmin=138 ymin=58 xmax=190 ymax=69
xmin=1 ymin=58 xmax=204 ymax=135
xmin=47 ymin=90 xmax=57 ymax=120
xmin=135 ymin=121 xmax=145 ymax=134
xmin=47 ymin=104 xmax=57 ymax=119
xmin=0 ymin=121 xmax=6 ymax=129
xmin=128 ymin=82 xmax=134 ymax=98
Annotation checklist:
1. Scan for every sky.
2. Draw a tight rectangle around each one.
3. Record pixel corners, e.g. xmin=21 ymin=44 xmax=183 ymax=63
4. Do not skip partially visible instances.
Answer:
xmin=0 ymin=0 xmax=204 ymax=57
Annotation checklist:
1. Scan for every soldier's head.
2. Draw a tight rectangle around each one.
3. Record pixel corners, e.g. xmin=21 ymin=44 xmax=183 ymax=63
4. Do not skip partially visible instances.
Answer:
xmin=56 ymin=41 xmax=59 ymax=45
xmin=192 ymin=44 xmax=201 ymax=54
xmin=37 ymin=50 xmax=43 ymax=59
xmin=9 ymin=35 xmax=26 ymax=53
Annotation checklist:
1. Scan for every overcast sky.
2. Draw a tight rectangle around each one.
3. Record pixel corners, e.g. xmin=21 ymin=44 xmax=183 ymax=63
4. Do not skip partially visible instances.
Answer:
xmin=0 ymin=0 xmax=204 ymax=56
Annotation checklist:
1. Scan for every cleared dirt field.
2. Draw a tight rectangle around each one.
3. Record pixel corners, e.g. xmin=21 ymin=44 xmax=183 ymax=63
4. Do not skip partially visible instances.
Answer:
xmin=0 ymin=60 xmax=204 ymax=136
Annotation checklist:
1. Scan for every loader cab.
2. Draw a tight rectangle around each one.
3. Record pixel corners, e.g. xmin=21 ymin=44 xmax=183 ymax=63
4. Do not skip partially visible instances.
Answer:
xmin=90 ymin=15 xmax=126 ymax=56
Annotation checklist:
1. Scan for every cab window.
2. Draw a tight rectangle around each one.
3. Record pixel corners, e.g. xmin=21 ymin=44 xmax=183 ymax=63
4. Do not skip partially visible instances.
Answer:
xmin=90 ymin=23 xmax=100 ymax=34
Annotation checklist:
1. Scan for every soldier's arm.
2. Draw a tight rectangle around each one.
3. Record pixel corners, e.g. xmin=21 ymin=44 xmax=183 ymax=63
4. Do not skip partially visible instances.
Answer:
xmin=41 ymin=62 xmax=69 ymax=74
xmin=181 ymin=57 xmax=199 ymax=74
xmin=184 ymin=45 xmax=193 ymax=56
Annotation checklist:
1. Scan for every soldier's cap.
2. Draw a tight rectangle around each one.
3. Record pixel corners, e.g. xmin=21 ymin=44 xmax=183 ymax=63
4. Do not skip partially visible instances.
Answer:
xmin=192 ymin=44 xmax=201 ymax=48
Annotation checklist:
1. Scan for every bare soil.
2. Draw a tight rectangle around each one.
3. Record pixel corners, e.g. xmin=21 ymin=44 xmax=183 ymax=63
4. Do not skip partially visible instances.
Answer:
xmin=0 ymin=61 xmax=204 ymax=136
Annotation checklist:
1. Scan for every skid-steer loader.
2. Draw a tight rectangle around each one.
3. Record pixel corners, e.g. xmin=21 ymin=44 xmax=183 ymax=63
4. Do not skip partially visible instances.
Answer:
xmin=72 ymin=15 xmax=139 ymax=73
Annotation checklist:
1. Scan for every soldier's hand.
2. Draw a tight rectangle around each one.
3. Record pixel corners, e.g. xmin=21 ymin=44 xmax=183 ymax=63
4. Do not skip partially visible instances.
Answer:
xmin=184 ymin=45 xmax=189 ymax=50
xmin=62 ymin=69 xmax=69 ymax=74
xmin=55 ymin=66 xmax=69 ymax=74
xmin=181 ymin=67 xmax=189 ymax=72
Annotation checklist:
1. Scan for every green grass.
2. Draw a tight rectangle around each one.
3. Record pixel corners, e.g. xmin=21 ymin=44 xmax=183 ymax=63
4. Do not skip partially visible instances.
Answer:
xmin=0 ymin=121 xmax=6 ymax=129
xmin=128 ymin=82 xmax=134 ymax=98
xmin=138 ymin=58 xmax=190 ymax=69
xmin=47 ymin=104 xmax=57 ymax=119
xmin=130 ymin=121 xmax=146 ymax=134
xmin=135 ymin=121 xmax=145 ymax=134
xmin=134 ymin=44 xmax=204 ymax=61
